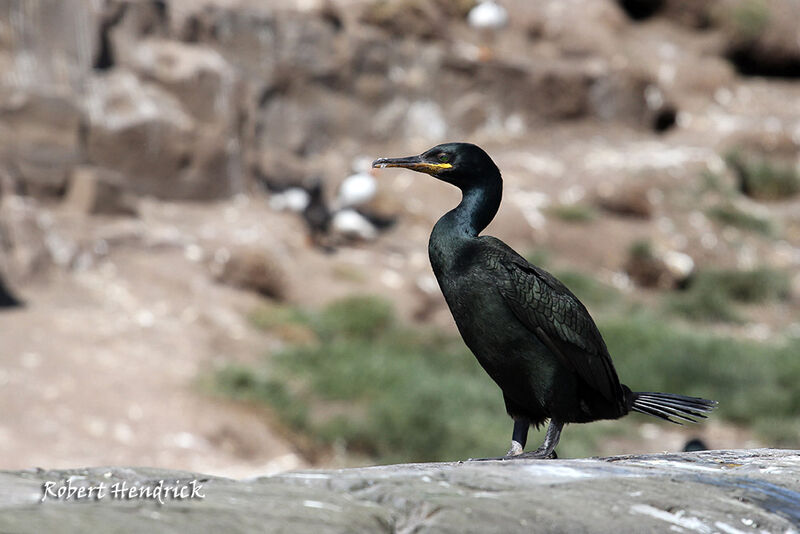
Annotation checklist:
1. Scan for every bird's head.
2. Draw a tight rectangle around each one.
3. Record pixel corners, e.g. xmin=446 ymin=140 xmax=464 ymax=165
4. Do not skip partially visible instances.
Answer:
xmin=372 ymin=142 xmax=500 ymax=189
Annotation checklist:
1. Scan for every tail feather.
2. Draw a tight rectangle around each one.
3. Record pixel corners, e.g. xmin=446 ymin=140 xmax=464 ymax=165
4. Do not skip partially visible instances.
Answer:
xmin=630 ymin=392 xmax=717 ymax=425
xmin=637 ymin=397 xmax=710 ymax=417
xmin=634 ymin=400 xmax=699 ymax=424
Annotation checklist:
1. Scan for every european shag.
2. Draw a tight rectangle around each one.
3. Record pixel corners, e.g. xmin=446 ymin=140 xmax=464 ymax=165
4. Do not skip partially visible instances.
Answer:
xmin=373 ymin=143 xmax=716 ymax=459
xmin=302 ymin=177 xmax=333 ymax=248
xmin=0 ymin=273 xmax=22 ymax=309
xmin=682 ymin=438 xmax=709 ymax=452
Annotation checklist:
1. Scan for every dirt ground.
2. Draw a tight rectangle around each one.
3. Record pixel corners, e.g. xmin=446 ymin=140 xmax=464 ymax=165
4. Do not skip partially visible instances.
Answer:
xmin=0 ymin=211 xmax=304 ymax=477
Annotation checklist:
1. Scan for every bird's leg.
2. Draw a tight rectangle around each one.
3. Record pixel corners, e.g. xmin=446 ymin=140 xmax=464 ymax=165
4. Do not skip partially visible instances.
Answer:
xmin=506 ymin=419 xmax=529 ymax=457
xmin=467 ymin=419 xmax=536 ymax=461
xmin=515 ymin=419 xmax=563 ymax=459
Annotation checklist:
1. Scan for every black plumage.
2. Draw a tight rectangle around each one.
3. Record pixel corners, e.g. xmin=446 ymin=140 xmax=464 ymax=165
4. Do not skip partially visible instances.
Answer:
xmin=302 ymin=177 xmax=332 ymax=247
xmin=683 ymin=438 xmax=709 ymax=452
xmin=373 ymin=142 xmax=716 ymax=459
xmin=0 ymin=272 xmax=22 ymax=309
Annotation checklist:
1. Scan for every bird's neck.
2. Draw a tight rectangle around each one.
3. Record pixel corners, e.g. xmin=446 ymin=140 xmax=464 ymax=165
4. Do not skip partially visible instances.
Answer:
xmin=428 ymin=179 xmax=501 ymax=281
xmin=444 ymin=180 xmax=502 ymax=238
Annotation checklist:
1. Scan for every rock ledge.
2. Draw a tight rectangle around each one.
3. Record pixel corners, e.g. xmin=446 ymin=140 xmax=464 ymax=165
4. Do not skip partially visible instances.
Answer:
xmin=1 ymin=449 xmax=799 ymax=533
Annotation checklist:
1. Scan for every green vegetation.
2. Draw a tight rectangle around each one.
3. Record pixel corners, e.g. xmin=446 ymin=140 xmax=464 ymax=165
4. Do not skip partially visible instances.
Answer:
xmin=726 ymin=150 xmax=800 ymax=201
xmin=667 ymin=284 xmax=741 ymax=323
xmin=215 ymin=278 xmax=800 ymax=464
xmin=331 ymin=264 xmax=368 ymax=283
xmin=698 ymin=170 xmax=734 ymax=196
xmin=317 ymin=295 xmax=395 ymax=339
xmin=249 ymin=302 xmax=310 ymax=331
xmin=628 ymin=239 xmax=655 ymax=260
xmin=546 ymin=203 xmax=597 ymax=223
xmin=707 ymin=203 xmax=774 ymax=236
xmin=667 ymin=268 xmax=791 ymax=323
xmin=248 ymin=303 xmax=318 ymax=344
xmin=694 ymin=268 xmax=790 ymax=303
xmin=217 ymin=365 xmax=309 ymax=430
xmin=602 ymin=316 xmax=800 ymax=445
xmin=219 ymin=296 xmax=509 ymax=463
xmin=728 ymin=0 xmax=770 ymax=40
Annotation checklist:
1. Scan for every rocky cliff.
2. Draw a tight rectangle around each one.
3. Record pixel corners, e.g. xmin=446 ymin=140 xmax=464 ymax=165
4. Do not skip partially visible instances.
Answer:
xmin=2 ymin=449 xmax=799 ymax=533
xmin=4 ymin=0 xmax=799 ymax=201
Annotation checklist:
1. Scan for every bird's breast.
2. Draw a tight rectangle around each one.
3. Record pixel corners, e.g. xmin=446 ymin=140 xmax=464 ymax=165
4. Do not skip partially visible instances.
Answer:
xmin=429 ymin=245 xmax=517 ymax=349
xmin=427 ymin=236 xmax=560 ymax=413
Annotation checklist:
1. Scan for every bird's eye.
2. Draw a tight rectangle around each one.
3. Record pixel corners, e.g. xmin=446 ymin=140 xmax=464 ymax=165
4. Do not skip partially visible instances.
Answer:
xmin=438 ymin=153 xmax=450 ymax=163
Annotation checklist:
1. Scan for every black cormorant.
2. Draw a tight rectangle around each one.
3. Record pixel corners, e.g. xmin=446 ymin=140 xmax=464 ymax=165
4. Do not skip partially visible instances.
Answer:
xmin=0 ymin=272 xmax=22 ymax=309
xmin=682 ymin=438 xmax=709 ymax=452
xmin=302 ymin=177 xmax=333 ymax=249
xmin=373 ymin=142 xmax=716 ymax=459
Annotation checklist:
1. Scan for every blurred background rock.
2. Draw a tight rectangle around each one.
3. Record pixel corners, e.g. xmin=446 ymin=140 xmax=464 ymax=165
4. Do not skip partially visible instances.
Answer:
xmin=0 ymin=0 xmax=799 ymax=475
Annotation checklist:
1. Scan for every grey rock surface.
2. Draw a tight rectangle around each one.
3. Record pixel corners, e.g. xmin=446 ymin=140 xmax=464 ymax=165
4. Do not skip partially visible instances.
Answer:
xmin=85 ymin=69 xmax=240 ymax=200
xmin=63 ymin=166 xmax=139 ymax=216
xmin=1 ymin=449 xmax=798 ymax=533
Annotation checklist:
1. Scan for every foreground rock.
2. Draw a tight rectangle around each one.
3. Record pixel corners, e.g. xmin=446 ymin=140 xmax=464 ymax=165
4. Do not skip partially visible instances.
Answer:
xmin=1 ymin=449 xmax=798 ymax=533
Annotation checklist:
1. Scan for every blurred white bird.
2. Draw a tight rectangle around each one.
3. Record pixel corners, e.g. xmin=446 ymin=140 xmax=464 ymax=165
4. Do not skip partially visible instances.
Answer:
xmin=269 ymin=187 xmax=310 ymax=212
xmin=468 ymin=0 xmax=508 ymax=30
xmin=468 ymin=0 xmax=508 ymax=61
xmin=337 ymin=171 xmax=377 ymax=209
xmin=336 ymin=156 xmax=378 ymax=209
xmin=662 ymin=250 xmax=695 ymax=280
xmin=331 ymin=209 xmax=377 ymax=241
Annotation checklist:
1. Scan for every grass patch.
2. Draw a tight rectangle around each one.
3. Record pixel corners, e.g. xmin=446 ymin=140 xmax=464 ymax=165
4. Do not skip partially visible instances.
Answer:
xmin=224 ymin=295 xmax=511 ymax=463
xmin=691 ymin=268 xmax=790 ymax=304
xmin=666 ymin=285 xmax=742 ymax=323
xmin=331 ymin=264 xmax=367 ymax=283
xmin=728 ymin=0 xmax=770 ymax=40
xmin=217 ymin=289 xmax=800 ymax=464
xmin=239 ymin=330 xmax=508 ymax=462
xmin=707 ymin=203 xmax=774 ymax=236
xmin=698 ymin=170 xmax=735 ymax=196
xmin=667 ymin=268 xmax=790 ymax=323
xmin=603 ymin=315 xmax=800 ymax=446
xmin=248 ymin=302 xmax=318 ymax=344
xmin=546 ymin=203 xmax=597 ymax=223
xmin=628 ymin=239 xmax=655 ymax=260
xmin=249 ymin=302 xmax=310 ymax=330
xmin=318 ymin=295 xmax=395 ymax=340
xmin=216 ymin=365 xmax=310 ymax=430
xmin=726 ymin=150 xmax=800 ymax=201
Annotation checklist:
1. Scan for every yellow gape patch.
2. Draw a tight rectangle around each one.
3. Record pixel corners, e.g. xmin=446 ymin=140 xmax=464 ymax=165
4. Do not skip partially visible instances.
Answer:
xmin=412 ymin=162 xmax=452 ymax=175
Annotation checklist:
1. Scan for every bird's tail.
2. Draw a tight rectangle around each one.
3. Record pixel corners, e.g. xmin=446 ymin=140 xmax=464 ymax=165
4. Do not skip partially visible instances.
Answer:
xmin=630 ymin=391 xmax=717 ymax=424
